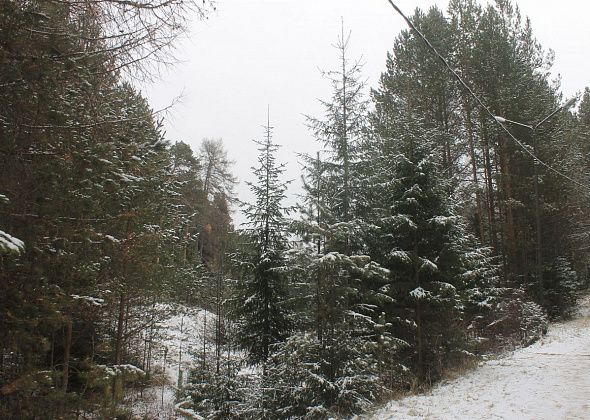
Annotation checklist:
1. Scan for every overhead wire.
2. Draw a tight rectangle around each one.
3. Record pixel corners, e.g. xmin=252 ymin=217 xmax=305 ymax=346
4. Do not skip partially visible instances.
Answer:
xmin=385 ymin=0 xmax=586 ymax=189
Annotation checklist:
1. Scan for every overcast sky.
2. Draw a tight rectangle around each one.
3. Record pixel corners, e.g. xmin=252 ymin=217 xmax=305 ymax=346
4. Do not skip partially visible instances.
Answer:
xmin=144 ymin=0 xmax=590 ymax=225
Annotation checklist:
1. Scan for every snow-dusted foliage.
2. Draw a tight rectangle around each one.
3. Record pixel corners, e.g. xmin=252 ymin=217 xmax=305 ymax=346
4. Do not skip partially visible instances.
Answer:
xmin=233 ymin=118 xmax=292 ymax=365
xmin=542 ymin=257 xmax=580 ymax=319
xmin=264 ymin=331 xmax=384 ymax=419
xmin=183 ymin=367 xmax=250 ymax=419
xmin=0 ymin=197 xmax=24 ymax=255
xmin=2 ymin=0 xmax=589 ymax=418
xmin=360 ymin=108 xmax=476 ymax=382
xmin=0 ymin=230 xmax=24 ymax=255
xmin=0 ymin=1 xmax=216 ymax=416
xmin=466 ymin=287 xmax=548 ymax=352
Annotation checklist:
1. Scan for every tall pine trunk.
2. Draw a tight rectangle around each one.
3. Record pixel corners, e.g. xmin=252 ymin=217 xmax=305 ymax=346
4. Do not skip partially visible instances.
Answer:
xmin=480 ymin=111 xmax=499 ymax=255
xmin=498 ymin=133 xmax=518 ymax=275
xmin=462 ymin=97 xmax=486 ymax=243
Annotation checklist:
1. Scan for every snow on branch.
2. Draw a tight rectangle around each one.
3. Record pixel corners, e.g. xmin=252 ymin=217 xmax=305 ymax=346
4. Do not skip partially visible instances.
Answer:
xmin=409 ymin=287 xmax=428 ymax=300
xmin=0 ymin=230 xmax=25 ymax=255
xmin=71 ymin=295 xmax=105 ymax=306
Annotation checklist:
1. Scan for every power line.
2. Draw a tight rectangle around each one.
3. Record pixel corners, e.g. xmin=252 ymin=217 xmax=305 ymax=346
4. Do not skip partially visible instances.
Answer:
xmin=385 ymin=0 xmax=586 ymax=190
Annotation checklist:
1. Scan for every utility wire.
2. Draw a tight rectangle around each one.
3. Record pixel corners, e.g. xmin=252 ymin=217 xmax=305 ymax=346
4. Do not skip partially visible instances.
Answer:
xmin=385 ymin=0 xmax=586 ymax=189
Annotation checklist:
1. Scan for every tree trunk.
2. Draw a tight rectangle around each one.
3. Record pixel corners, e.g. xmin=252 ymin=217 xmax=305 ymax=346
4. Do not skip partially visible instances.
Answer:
xmin=463 ymin=97 xmax=486 ymax=243
xmin=416 ymin=300 xmax=423 ymax=381
xmin=202 ymin=311 xmax=207 ymax=370
xmin=413 ymin=238 xmax=423 ymax=381
xmin=480 ymin=112 xmax=499 ymax=255
xmin=113 ymin=293 xmax=127 ymax=399
xmin=498 ymin=133 xmax=518 ymax=274
xmin=114 ymin=293 xmax=126 ymax=365
xmin=59 ymin=317 xmax=73 ymax=417
xmin=178 ymin=315 xmax=184 ymax=387
xmin=62 ymin=317 xmax=72 ymax=393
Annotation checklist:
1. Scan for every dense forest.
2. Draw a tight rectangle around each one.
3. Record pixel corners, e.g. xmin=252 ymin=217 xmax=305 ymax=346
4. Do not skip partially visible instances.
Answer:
xmin=1 ymin=0 xmax=590 ymax=418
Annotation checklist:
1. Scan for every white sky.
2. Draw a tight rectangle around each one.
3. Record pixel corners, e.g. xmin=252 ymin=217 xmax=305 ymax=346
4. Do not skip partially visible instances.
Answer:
xmin=144 ymin=0 xmax=590 ymax=225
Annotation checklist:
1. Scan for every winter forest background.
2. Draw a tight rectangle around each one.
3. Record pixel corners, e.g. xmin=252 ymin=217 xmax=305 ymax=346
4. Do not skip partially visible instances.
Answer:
xmin=1 ymin=0 xmax=590 ymax=418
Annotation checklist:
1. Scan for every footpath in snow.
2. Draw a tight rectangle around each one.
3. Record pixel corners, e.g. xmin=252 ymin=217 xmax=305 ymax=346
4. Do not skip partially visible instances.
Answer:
xmin=366 ymin=295 xmax=590 ymax=420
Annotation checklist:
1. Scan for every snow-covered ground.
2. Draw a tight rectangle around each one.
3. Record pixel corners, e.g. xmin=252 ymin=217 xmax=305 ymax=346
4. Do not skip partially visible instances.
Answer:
xmin=129 ymin=305 xmax=215 ymax=419
xmin=365 ymin=295 xmax=590 ymax=420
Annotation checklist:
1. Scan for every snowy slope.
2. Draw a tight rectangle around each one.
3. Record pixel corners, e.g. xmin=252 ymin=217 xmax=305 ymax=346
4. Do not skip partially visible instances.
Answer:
xmin=158 ymin=306 xmax=214 ymax=388
xmin=364 ymin=295 xmax=590 ymax=420
xmin=129 ymin=305 xmax=214 ymax=419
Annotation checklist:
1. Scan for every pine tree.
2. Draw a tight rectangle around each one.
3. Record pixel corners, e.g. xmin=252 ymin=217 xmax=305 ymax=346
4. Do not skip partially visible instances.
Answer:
xmin=0 ymin=1 xmax=213 ymax=414
xmin=378 ymin=1 xmax=586 ymax=318
xmin=265 ymin=328 xmax=383 ymax=419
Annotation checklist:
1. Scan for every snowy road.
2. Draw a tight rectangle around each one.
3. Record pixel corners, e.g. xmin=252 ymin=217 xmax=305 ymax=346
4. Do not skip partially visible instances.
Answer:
xmin=366 ymin=296 xmax=590 ymax=420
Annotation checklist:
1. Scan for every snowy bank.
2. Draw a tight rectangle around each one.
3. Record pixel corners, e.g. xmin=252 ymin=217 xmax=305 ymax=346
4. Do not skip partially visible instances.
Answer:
xmin=363 ymin=295 xmax=590 ymax=420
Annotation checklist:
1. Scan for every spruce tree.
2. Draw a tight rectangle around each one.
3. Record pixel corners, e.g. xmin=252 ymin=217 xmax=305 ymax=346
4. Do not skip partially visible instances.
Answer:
xmin=234 ymin=115 xmax=292 ymax=366
xmin=281 ymin=29 xmax=390 ymax=416
xmin=366 ymin=106 xmax=472 ymax=382
xmin=305 ymin=26 xmax=368 ymax=255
